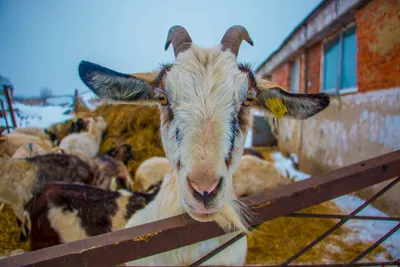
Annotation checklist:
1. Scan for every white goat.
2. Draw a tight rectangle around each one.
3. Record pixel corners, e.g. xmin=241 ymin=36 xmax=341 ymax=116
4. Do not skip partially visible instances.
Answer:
xmin=79 ymin=25 xmax=330 ymax=265
xmin=12 ymin=127 xmax=52 ymax=142
xmin=58 ymin=116 xmax=107 ymax=162
xmin=125 ymin=172 xmax=247 ymax=266
xmin=12 ymin=143 xmax=47 ymax=158
xmin=0 ymin=133 xmax=53 ymax=158
xmin=135 ymin=156 xmax=171 ymax=191
xmin=233 ymin=155 xmax=291 ymax=197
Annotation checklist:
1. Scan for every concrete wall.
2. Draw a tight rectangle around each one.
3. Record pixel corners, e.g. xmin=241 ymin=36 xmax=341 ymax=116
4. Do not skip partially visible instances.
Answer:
xmin=278 ymin=88 xmax=400 ymax=215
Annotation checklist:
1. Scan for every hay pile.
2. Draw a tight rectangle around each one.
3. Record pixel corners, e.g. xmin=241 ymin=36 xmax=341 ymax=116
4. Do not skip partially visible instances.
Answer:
xmin=0 ymin=205 xmax=29 ymax=255
xmin=246 ymin=201 xmax=390 ymax=264
xmin=91 ymin=104 xmax=165 ymax=188
xmin=0 ymin=104 xmax=392 ymax=262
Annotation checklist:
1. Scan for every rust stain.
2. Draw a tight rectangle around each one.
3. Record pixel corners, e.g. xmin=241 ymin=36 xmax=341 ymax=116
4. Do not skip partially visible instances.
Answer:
xmin=132 ymin=231 xmax=161 ymax=242
xmin=251 ymin=200 xmax=274 ymax=210
xmin=73 ymin=246 xmax=100 ymax=254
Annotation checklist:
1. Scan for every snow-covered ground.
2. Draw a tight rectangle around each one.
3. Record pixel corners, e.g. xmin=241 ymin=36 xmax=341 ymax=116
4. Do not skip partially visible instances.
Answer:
xmin=0 ymin=91 xmax=100 ymax=129
xmin=271 ymin=151 xmax=400 ymax=260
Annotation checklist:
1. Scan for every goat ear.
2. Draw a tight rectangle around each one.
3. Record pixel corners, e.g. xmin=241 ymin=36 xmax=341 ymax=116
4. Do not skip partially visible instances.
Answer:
xmin=255 ymin=79 xmax=330 ymax=120
xmin=78 ymin=61 xmax=155 ymax=102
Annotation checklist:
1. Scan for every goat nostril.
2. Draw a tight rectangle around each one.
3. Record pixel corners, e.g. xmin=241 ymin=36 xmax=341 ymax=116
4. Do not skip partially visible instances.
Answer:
xmin=188 ymin=180 xmax=219 ymax=195
xmin=202 ymin=191 xmax=209 ymax=207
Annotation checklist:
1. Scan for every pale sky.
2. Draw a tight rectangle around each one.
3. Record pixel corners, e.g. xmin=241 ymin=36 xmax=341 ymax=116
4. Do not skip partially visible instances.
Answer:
xmin=0 ymin=0 xmax=321 ymax=97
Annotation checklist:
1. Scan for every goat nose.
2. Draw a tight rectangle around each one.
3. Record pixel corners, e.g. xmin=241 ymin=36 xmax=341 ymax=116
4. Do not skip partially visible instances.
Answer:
xmin=188 ymin=180 xmax=219 ymax=196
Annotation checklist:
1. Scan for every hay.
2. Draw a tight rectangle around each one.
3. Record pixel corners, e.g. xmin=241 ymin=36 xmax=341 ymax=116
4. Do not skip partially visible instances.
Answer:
xmin=0 ymin=205 xmax=29 ymax=255
xmin=91 ymin=104 xmax=165 ymax=189
xmin=246 ymin=201 xmax=391 ymax=265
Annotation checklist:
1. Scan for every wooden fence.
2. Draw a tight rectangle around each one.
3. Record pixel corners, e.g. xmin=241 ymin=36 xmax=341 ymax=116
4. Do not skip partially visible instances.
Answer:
xmin=1 ymin=150 xmax=399 ymax=267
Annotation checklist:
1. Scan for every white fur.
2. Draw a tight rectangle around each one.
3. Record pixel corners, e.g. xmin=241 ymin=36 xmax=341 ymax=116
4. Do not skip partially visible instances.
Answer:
xmin=12 ymin=127 xmax=51 ymax=142
xmin=0 ymin=159 xmax=38 ymax=220
xmin=125 ymin=172 xmax=247 ymax=266
xmin=233 ymin=155 xmax=291 ymax=197
xmin=26 ymin=189 xmax=137 ymax=245
xmin=135 ymin=157 xmax=171 ymax=191
xmin=12 ymin=143 xmax=47 ymax=158
xmin=0 ymin=133 xmax=53 ymax=157
xmin=58 ymin=117 xmax=107 ymax=162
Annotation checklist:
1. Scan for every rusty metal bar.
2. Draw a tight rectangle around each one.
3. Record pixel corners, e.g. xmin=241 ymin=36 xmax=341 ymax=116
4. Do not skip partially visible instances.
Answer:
xmin=189 ymin=224 xmax=261 ymax=267
xmin=280 ymin=176 xmax=400 ymax=267
xmin=190 ymin=213 xmax=400 ymax=267
xmin=74 ymin=89 xmax=79 ymax=114
xmin=1 ymin=150 xmax=399 ymax=267
xmin=349 ymin=222 xmax=400 ymax=264
xmin=0 ymin=99 xmax=11 ymax=133
xmin=189 ymin=232 xmax=247 ymax=267
xmin=257 ymin=261 xmax=400 ymax=267
xmin=287 ymin=213 xmax=400 ymax=221
xmin=3 ymin=85 xmax=17 ymax=129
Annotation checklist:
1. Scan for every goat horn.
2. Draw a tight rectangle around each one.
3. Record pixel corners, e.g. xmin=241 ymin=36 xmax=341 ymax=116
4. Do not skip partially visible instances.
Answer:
xmin=165 ymin=25 xmax=192 ymax=57
xmin=221 ymin=25 xmax=253 ymax=57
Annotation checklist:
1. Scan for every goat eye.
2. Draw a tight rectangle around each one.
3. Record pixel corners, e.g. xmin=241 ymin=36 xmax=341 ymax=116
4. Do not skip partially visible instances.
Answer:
xmin=243 ymin=96 xmax=253 ymax=106
xmin=158 ymin=93 xmax=168 ymax=105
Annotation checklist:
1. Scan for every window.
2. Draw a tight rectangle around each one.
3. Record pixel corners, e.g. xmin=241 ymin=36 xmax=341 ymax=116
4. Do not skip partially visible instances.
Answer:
xmin=322 ymin=27 xmax=357 ymax=94
xmin=290 ymin=59 xmax=300 ymax=93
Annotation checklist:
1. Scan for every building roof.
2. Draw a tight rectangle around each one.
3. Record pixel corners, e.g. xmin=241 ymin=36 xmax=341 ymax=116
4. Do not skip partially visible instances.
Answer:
xmin=255 ymin=0 xmax=369 ymax=78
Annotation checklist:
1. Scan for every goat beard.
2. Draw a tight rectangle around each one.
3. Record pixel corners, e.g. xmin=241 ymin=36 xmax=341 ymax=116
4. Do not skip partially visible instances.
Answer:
xmin=214 ymin=199 xmax=254 ymax=234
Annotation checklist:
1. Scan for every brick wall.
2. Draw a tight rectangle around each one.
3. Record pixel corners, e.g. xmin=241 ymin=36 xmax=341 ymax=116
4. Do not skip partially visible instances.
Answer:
xmin=305 ymin=43 xmax=322 ymax=94
xmin=355 ymin=0 xmax=400 ymax=91
xmin=270 ymin=63 xmax=289 ymax=89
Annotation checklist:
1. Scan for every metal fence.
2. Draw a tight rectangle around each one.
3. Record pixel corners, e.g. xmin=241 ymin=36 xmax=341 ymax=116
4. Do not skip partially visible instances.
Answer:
xmin=0 ymin=86 xmax=83 ymax=133
xmin=1 ymin=150 xmax=400 ymax=267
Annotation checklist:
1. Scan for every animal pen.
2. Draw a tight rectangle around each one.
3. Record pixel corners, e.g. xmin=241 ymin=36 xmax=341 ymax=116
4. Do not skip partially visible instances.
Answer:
xmin=0 ymin=150 xmax=399 ymax=267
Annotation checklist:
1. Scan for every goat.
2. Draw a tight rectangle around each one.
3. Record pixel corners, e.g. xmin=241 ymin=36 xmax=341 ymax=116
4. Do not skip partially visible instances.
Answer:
xmin=104 ymin=143 xmax=134 ymax=165
xmin=23 ymin=183 xmax=159 ymax=251
xmin=12 ymin=127 xmax=54 ymax=144
xmin=12 ymin=143 xmax=47 ymax=158
xmin=90 ymin=153 xmax=134 ymax=191
xmin=0 ymin=153 xmax=94 ymax=220
xmin=79 ymin=25 xmax=330 ymax=265
xmin=0 ymin=133 xmax=53 ymax=157
xmin=45 ymin=117 xmax=88 ymax=145
xmin=58 ymin=116 xmax=107 ymax=162
xmin=233 ymin=155 xmax=291 ymax=197
xmin=135 ymin=156 xmax=171 ymax=191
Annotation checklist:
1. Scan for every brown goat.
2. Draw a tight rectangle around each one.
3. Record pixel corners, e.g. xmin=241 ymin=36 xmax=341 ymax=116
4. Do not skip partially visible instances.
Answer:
xmin=0 ymin=153 xmax=94 ymax=220
xmin=90 ymin=153 xmax=133 ymax=191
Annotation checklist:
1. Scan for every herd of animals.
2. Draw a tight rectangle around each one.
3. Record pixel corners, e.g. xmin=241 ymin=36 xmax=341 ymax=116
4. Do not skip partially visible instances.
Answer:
xmin=0 ymin=115 xmax=290 ymax=253
xmin=0 ymin=24 xmax=330 ymax=265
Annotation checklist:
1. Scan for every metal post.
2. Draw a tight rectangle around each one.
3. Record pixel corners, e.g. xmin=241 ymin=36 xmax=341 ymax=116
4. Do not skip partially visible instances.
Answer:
xmin=3 ymin=85 xmax=17 ymax=129
xmin=0 ymin=100 xmax=11 ymax=133
xmin=74 ymin=89 xmax=79 ymax=115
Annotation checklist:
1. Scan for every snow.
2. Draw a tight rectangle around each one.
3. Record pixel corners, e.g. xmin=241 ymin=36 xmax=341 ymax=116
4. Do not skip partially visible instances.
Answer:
xmin=0 ymin=91 xmax=100 ymax=129
xmin=46 ymin=96 xmax=73 ymax=106
xmin=11 ymin=102 xmax=73 ymax=128
xmin=80 ymin=91 xmax=102 ymax=110
xmin=272 ymin=151 xmax=400 ymax=260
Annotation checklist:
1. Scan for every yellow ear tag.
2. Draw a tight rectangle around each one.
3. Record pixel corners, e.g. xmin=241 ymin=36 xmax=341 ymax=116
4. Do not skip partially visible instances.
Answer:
xmin=266 ymin=98 xmax=287 ymax=119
